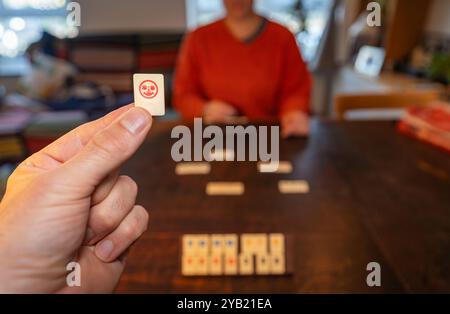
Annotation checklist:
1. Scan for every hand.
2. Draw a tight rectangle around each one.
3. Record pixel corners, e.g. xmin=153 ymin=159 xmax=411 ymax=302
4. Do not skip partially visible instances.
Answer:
xmin=203 ymin=99 xmax=238 ymax=123
xmin=0 ymin=105 xmax=152 ymax=293
xmin=281 ymin=110 xmax=310 ymax=138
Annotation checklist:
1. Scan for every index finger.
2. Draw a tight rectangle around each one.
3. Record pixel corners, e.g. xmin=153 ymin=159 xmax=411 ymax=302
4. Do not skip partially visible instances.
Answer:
xmin=41 ymin=105 xmax=134 ymax=163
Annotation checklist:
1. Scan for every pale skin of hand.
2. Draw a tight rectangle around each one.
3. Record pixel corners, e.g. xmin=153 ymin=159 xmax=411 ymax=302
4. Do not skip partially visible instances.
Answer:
xmin=203 ymin=99 xmax=238 ymax=123
xmin=0 ymin=105 xmax=152 ymax=293
xmin=204 ymin=101 xmax=308 ymax=137
xmin=280 ymin=110 xmax=310 ymax=138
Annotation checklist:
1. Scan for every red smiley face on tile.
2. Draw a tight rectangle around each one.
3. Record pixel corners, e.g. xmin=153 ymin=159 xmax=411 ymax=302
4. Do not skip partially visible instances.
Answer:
xmin=139 ymin=80 xmax=158 ymax=99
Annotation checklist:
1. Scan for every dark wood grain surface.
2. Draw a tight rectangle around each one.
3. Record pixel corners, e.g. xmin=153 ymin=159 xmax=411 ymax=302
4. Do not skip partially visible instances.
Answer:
xmin=115 ymin=118 xmax=450 ymax=293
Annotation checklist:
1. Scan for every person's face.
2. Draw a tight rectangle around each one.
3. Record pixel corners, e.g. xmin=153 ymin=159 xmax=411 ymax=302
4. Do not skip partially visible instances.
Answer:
xmin=223 ymin=0 xmax=255 ymax=19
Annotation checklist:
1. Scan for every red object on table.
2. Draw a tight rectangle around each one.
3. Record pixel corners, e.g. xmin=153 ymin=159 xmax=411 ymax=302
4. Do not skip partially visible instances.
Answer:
xmin=397 ymin=103 xmax=450 ymax=154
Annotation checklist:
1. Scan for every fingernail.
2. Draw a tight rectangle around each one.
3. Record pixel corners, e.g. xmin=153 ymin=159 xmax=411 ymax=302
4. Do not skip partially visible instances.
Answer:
xmin=120 ymin=108 xmax=150 ymax=135
xmin=95 ymin=239 xmax=114 ymax=261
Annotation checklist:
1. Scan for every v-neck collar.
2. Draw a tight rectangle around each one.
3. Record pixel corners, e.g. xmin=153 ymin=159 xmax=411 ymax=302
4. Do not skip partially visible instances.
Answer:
xmin=221 ymin=17 xmax=268 ymax=46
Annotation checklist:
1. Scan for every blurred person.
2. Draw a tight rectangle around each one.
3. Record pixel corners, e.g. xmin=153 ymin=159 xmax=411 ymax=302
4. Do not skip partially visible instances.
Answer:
xmin=174 ymin=0 xmax=312 ymax=137
xmin=0 ymin=105 xmax=151 ymax=293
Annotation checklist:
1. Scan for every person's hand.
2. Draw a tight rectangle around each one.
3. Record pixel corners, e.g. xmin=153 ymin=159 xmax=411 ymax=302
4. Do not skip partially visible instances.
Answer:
xmin=203 ymin=99 xmax=238 ymax=123
xmin=281 ymin=110 xmax=309 ymax=138
xmin=0 ymin=105 xmax=152 ymax=293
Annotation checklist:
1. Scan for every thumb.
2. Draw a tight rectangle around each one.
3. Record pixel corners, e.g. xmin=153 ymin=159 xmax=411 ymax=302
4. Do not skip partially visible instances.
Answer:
xmin=56 ymin=107 xmax=152 ymax=191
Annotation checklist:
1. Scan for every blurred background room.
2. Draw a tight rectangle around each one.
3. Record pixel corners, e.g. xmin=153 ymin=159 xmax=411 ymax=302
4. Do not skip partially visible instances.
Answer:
xmin=0 ymin=0 xmax=450 ymax=293
xmin=1 ymin=0 xmax=449 ymax=175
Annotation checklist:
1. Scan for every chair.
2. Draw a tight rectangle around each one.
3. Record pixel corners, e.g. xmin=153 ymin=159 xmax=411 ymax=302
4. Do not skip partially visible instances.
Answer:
xmin=334 ymin=90 xmax=441 ymax=121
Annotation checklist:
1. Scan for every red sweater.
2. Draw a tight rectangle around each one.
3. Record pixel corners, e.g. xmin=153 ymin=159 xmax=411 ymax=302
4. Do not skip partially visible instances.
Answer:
xmin=174 ymin=19 xmax=312 ymax=119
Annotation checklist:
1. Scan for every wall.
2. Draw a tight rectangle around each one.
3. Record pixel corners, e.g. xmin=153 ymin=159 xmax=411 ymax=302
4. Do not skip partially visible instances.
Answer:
xmin=425 ymin=0 xmax=450 ymax=36
xmin=384 ymin=0 xmax=431 ymax=62
xmin=77 ymin=0 xmax=187 ymax=34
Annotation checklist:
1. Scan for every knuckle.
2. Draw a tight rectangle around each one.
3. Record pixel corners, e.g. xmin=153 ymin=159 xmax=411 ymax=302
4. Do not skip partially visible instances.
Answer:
xmin=96 ymin=209 xmax=117 ymax=231
xmin=122 ymin=223 xmax=136 ymax=239
xmin=111 ymin=196 xmax=129 ymax=216
xmin=91 ymin=129 xmax=130 ymax=157
xmin=122 ymin=207 xmax=148 ymax=238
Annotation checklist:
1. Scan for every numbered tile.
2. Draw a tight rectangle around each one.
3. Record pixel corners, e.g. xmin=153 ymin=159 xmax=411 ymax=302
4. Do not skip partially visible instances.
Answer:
xmin=278 ymin=180 xmax=310 ymax=194
xmin=239 ymin=253 xmax=254 ymax=275
xmin=241 ymin=234 xmax=267 ymax=255
xmin=211 ymin=234 xmax=224 ymax=254
xmin=209 ymin=254 xmax=223 ymax=275
xmin=182 ymin=235 xmax=196 ymax=255
xmin=175 ymin=162 xmax=211 ymax=175
xmin=224 ymin=253 xmax=238 ymax=275
xmin=269 ymin=233 xmax=285 ymax=254
xmin=196 ymin=234 xmax=210 ymax=255
xmin=206 ymin=182 xmax=244 ymax=196
xmin=254 ymin=234 xmax=268 ymax=255
xmin=181 ymin=255 xmax=196 ymax=276
xmin=270 ymin=253 xmax=285 ymax=275
xmin=256 ymin=254 xmax=271 ymax=275
xmin=195 ymin=255 xmax=208 ymax=275
xmin=223 ymin=234 xmax=238 ymax=254
xmin=182 ymin=234 xmax=210 ymax=255
xmin=240 ymin=234 xmax=256 ymax=255
xmin=258 ymin=161 xmax=293 ymax=173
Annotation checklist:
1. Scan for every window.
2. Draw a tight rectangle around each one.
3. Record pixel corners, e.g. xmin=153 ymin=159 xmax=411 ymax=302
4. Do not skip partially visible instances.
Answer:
xmin=186 ymin=0 xmax=334 ymax=63
xmin=0 ymin=0 xmax=78 ymax=75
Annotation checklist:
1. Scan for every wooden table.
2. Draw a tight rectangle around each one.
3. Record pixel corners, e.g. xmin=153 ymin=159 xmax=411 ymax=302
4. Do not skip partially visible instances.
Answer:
xmin=115 ymin=119 xmax=450 ymax=293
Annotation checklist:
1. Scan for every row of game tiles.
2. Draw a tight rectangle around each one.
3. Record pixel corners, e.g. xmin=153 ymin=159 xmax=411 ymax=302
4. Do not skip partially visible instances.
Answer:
xmin=182 ymin=233 xmax=285 ymax=255
xmin=182 ymin=233 xmax=286 ymax=276
xmin=175 ymin=159 xmax=310 ymax=195
xmin=181 ymin=252 xmax=285 ymax=276
xmin=176 ymin=160 xmax=294 ymax=175
xmin=203 ymin=180 xmax=309 ymax=195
